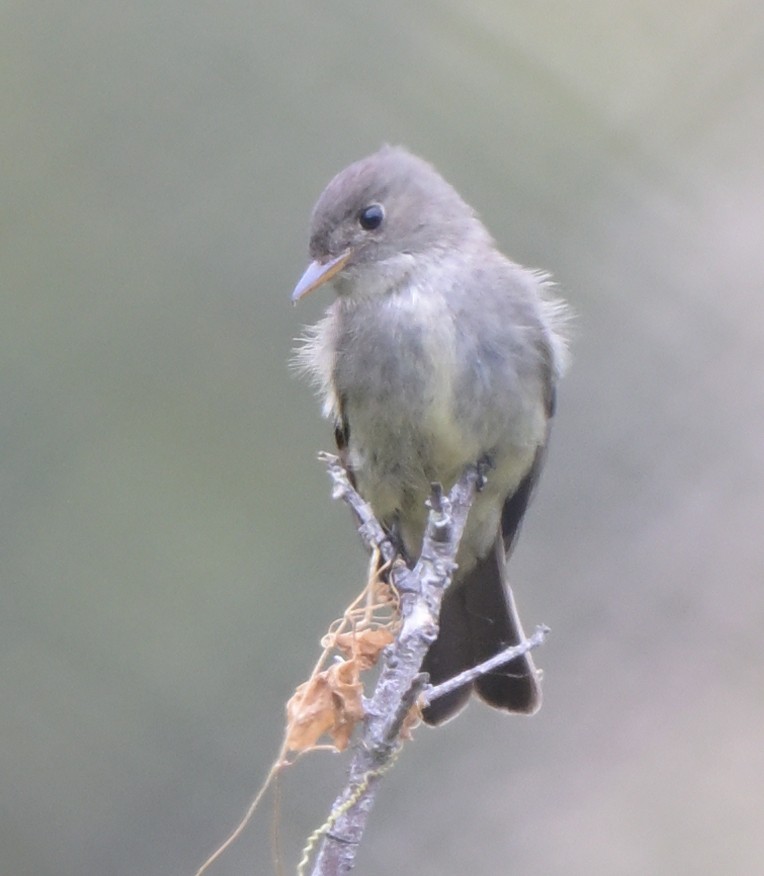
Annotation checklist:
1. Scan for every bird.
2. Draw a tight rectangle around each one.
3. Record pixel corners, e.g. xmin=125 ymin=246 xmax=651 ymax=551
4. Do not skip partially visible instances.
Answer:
xmin=291 ymin=145 xmax=569 ymax=724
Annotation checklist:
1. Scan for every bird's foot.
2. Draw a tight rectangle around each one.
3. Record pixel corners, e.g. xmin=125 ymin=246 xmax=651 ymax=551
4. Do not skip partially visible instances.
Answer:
xmin=476 ymin=454 xmax=494 ymax=491
xmin=386 ymin=516 xmax=413 ymax=567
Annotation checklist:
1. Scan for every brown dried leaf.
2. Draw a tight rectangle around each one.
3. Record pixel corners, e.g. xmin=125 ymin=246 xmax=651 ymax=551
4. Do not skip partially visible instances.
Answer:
xmin=334 ymin=628 xmax=394 ymax=669
xmin=285 ymin=658 xmax=369 ymax=753
xmin=325 ymin=659 xmax=365 ymax=750
xmin=285 ymin=673 xmax=337 ymax=752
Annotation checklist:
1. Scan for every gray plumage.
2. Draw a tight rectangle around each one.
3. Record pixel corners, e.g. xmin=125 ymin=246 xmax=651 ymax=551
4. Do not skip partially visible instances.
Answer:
xmin=293 ymin=146 xmax=569 ymax=724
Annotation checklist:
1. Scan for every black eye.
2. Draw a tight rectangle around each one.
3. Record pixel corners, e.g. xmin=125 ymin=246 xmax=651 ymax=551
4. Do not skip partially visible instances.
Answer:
xmin=359 ymin=203 xmax=384 ymax=231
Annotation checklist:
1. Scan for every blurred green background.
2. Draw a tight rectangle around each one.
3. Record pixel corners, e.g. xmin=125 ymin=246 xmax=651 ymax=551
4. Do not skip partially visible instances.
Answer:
xmin=3 ymin=2 xmax=763 ymax=874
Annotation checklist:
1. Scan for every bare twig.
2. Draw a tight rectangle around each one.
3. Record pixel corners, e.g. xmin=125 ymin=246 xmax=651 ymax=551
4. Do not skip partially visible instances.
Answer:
xmin=317 ymin=453 xmax=397 ymax=567
xmin=424 ymin=625 xmax=550 ymax=707
xmin=304 ymin=461 xmax=480 ymax=876
xmin=301 ymin=455 xmax=551 ymax=875
xmin=198 ymin=456 xmax=548 ymax=876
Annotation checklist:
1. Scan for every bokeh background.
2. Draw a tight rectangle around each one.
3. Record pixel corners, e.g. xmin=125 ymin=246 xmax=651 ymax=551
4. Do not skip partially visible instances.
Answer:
xmin=3 ymin=2 xmax=763 ymax=874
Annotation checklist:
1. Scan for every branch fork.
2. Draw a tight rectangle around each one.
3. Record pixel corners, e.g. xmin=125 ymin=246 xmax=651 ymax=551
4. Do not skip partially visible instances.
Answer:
xmin=304 ymin=455 xmax=548 ymax=876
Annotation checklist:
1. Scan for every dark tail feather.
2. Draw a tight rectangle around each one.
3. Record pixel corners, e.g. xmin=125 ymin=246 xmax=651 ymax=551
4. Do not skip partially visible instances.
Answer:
xmin=419 ymin=581 xmax=474 ymax=724
xmin=421 ymin=537 xmax=542 ymax=725
xmin=469 ymin=539 xmax=542 ymax=714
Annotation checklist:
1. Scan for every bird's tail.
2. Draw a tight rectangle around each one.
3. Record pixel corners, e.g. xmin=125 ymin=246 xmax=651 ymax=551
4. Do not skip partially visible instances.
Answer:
xmin=421 ymin=536 xmax=542 ymax=725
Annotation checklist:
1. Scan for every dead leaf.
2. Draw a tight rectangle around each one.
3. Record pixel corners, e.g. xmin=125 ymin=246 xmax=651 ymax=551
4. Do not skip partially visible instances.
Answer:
xmin=285 ymin=658 xmax=369 ymax=752
xmin=334 ymin=628 xmax=394 ymax=669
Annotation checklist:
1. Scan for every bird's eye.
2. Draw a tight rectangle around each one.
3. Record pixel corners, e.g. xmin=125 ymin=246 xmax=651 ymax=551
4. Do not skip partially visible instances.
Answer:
xmin=358 ymin=203 xmax=384 ymax=231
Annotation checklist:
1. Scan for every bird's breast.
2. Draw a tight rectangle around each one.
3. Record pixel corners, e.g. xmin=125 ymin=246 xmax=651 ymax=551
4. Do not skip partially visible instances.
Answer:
xmin=333 ymin=288 xmax=481 ymax=515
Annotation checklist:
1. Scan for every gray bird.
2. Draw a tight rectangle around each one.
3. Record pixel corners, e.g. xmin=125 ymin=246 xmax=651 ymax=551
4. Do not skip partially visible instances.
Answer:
xmin=292 ymin=146 xmax=569 ymax=725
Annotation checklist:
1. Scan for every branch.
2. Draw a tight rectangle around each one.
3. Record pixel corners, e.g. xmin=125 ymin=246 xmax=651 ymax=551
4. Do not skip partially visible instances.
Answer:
xmin=304 ymin=458 xmax=480 ymax=876
xmin=317 ymin=453 xmax=398 ymax=567
xmin=424 ymin=625 xmax=549 ymax=707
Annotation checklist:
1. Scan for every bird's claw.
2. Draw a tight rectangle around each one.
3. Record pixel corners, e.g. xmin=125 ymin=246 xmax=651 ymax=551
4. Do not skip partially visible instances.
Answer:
xmin=476 ymin=455 xmax=494 ymax=491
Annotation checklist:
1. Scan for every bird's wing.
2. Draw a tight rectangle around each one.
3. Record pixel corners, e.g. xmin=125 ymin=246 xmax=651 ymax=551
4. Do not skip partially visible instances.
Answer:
xmin=333 ymin=393 xmax=357 ymax=488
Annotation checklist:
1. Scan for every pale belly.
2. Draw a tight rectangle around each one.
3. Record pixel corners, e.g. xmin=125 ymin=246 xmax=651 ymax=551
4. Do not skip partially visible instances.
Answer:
xmin=327 ymin=276 xmax=548 ymax=569
xmin=347 ymin=406 xmax=539 ymax=573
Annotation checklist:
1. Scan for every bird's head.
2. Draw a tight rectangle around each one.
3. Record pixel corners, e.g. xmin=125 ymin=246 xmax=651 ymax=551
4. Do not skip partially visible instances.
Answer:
xmin=292 ymin=145 xmax=489 ymax=303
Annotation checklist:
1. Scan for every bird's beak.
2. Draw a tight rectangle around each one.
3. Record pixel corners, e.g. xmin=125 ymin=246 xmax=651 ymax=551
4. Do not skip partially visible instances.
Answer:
xmin=291 ymin=251 xmax=352 ymax=303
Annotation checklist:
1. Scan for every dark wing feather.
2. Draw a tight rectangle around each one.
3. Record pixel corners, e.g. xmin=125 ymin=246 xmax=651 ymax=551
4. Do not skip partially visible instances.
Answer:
xmin=333 ymin=393 xmax=356 ymax=486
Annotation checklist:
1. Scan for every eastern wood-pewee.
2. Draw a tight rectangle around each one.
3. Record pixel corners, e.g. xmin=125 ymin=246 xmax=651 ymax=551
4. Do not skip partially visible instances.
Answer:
xmin=292 ymin=146 xmax=569 ymax=725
